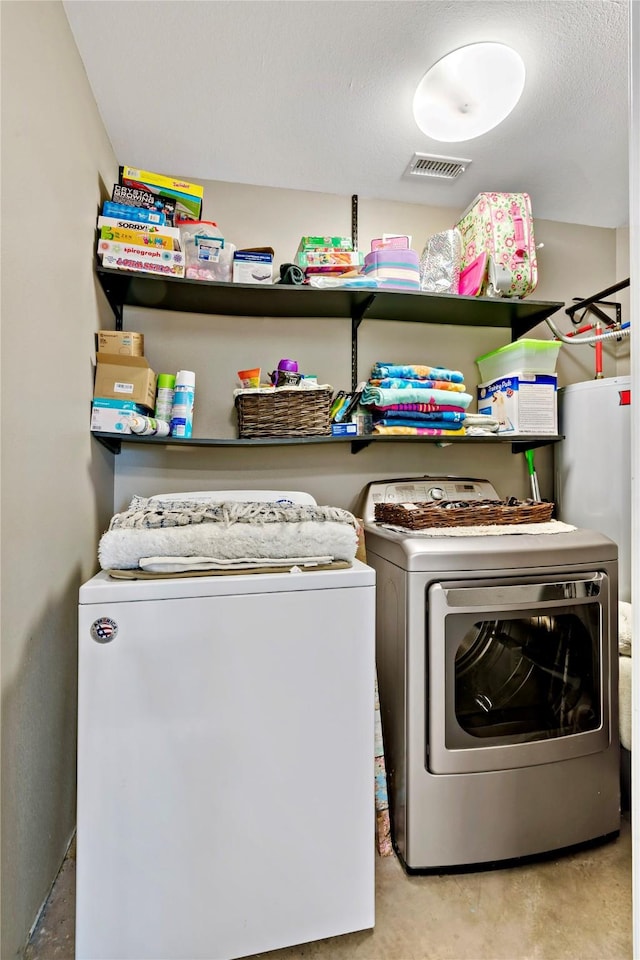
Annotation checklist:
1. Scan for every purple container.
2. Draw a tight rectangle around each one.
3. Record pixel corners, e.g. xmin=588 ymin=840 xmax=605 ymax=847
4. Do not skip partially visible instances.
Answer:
xmin=277 ymin=358 xmax=298 ymax=373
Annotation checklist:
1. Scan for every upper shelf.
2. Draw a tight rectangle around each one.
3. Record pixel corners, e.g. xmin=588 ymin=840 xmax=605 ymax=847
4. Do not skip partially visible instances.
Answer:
xmin=96 ymin=266 xmax=564 ymax=338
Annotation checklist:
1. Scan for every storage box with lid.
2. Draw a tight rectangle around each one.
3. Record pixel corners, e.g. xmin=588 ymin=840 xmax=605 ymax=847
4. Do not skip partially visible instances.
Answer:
xmin=475 ymin=338 xmax=561 ymax=382
xmin=178 ymin=221 xmax=235 ymax=282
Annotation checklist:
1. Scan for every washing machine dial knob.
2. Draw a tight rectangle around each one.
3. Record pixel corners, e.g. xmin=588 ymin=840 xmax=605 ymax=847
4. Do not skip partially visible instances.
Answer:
xmin=428 ymin=487 xmax=446 ymax=501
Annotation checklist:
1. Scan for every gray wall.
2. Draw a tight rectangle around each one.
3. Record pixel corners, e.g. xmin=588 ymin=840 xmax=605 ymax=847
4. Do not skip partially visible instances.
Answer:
xmin=0 ymin=3 xmax=117 ymax=957
xmin=114 ymin=182 xmax=620 ymax=513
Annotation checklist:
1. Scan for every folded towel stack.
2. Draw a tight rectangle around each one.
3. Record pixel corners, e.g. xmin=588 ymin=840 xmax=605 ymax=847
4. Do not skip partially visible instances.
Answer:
xmin=362 ymin=362 xmax=472 ymax=436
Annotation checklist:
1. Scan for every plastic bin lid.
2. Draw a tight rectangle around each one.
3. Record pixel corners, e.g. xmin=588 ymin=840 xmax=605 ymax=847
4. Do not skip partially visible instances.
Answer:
xmin=475 ymin=339 xmax=560 ymax=363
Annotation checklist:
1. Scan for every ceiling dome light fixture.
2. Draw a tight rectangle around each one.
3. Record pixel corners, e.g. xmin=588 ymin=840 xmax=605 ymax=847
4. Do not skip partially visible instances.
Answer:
xmin=412 ymin=41 xmax=526 ymax=143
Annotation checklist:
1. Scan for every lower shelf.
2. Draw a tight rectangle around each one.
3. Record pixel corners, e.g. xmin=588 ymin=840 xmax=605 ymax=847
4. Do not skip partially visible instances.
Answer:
xmin=92 ymin=432 xmax=563 ymax=455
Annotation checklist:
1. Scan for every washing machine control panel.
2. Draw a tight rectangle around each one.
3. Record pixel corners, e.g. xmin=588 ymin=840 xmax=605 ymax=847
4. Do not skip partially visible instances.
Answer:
xmin=362 ymin=476 xmax=500 ymax=522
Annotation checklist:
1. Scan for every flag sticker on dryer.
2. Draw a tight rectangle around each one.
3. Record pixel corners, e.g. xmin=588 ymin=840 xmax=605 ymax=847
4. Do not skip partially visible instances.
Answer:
xmin=90 ymin=618 xmax=118 ymax=643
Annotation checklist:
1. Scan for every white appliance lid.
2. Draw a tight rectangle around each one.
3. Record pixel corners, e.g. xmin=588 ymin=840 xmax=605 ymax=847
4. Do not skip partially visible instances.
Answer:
xmin=363 ymin=522 xmax=617 ymax=571
xmin=146 ymin=489 xmax=318 ymax=505
xmin=79 ymin=560 xmax=375 ymax=603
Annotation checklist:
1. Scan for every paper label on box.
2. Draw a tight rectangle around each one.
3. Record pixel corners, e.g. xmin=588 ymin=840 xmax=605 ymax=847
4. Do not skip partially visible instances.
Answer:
xmin=196 ymin=238 xmax=223 ymax=262
xmin=113 ymin=381 xmax=134 ymax=395
xmin=477 ymin=374 xmax=557 ymax=434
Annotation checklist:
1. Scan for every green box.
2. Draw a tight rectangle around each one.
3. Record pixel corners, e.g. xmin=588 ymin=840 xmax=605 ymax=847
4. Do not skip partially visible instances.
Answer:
xmin=296 ymin=236 xmax=353 ymax=252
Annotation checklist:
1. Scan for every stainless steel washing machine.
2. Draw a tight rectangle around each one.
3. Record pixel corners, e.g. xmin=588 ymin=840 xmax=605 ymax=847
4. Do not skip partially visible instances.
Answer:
xmin=362 ymin=476 xmax=620 ymax=872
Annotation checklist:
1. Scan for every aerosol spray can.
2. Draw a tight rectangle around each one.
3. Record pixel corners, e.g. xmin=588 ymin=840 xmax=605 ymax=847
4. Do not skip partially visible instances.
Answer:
xmin=154 ymin=373 xmax=176 ymax=423
xmin=129 ymin=415 xmax=171 ymax=437
xmin=170 ymin=370 xmax=196 ymax=438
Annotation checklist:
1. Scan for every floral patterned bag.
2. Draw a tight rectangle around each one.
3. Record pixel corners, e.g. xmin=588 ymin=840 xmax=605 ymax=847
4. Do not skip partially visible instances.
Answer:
xmin=455 ymin=192 xmax=538 ymax=299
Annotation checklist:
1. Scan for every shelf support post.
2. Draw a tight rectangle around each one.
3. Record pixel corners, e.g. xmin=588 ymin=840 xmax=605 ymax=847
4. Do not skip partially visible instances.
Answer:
xmin=95 ymin=434 xmax=122 ymax=454
xmin=350 ymin=294 xmax=375 ymax=390
xmin=97 ymin=273 xmax=125 ymax=330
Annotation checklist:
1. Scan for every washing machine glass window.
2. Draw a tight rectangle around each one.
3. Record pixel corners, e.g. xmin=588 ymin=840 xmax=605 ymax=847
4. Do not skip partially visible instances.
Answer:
xmin=427 ymin=571 xmax=611 ymax=776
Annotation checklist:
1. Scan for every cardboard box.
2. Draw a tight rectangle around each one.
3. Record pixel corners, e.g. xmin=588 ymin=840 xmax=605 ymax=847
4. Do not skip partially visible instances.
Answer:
xmin=120 ymin=166 xmax=204 ymax=221
xmin=233 ymin=251 xmax=273 ymax=284
xmin=331 ymin=422 xmax=358 ymax=436
xmin=97 ymin=216 xmax=180 ymax=240
xmin=296 ymin=250 xmax=363 ymax=274
xmin=102 ymin=201 xmax=166 ymax=226
xmin=120 ymin=166 xmax=204 ymax=201
xmin=97 ymin=330 xmax=144 ymax=357
xmin=477 ymin=372 xmax=558 ymax=435
xmin=91 ymin=398 xmax=150 ymax=433
xmin=97 ymin=240 xmax=185 ymax=277
xmin=99 ymin=225 xmax=175 ymax=249
xmin=112 ymin=183 xmax=176 ymax=222
xmin=94 ymin=354 xmax=157 ymax=410
xmin=297 ymin=236 xmax=354 ymax=252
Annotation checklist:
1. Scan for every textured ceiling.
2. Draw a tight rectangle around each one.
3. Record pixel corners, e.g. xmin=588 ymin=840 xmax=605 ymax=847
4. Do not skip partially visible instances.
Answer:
xmin=63 ymin=0 xmax=629 ymax=228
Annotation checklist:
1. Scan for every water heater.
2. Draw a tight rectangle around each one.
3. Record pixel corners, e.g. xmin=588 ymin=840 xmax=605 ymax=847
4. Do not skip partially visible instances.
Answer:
xmin=555 ymin=376 xmax=631 ymax=601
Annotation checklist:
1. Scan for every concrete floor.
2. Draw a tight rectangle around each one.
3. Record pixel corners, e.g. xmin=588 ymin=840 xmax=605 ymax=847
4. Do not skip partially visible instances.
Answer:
xmin=25 ymin=819 xmax=632 ymax=960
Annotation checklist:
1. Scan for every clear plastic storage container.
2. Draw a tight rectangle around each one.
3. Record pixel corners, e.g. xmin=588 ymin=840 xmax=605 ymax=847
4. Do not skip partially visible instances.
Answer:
xmin=475 ymin=338 xmax=561 ymax=382
xmin=178 ymin=220 xmax=235 ymax=282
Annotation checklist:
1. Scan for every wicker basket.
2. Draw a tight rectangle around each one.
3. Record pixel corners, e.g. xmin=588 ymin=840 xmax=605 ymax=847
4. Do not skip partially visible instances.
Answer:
xmin=236 ymin=387 xmax=333 ymax=438
xmin=374 ymin=498 xmax=554 ymax=530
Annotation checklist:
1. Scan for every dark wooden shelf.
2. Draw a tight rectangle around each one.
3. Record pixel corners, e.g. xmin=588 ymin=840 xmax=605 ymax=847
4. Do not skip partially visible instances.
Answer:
xmin=95 ymin=266 xmax=563 ymax=338
xmin=93 ymin=431 xmax=563 ymax=456
xmin=94 ymin=265 xmax=564 ymax=458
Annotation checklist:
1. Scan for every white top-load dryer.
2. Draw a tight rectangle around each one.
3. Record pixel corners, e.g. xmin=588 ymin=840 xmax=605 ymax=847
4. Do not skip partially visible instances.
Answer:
xmin=77 ymin=491 xmax=376 ymax=960
xmin=362 ymin=476 xmax=620 ymax=872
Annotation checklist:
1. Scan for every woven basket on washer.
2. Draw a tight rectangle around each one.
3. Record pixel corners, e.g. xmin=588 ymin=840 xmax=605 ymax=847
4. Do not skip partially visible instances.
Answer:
xmin=235 ymin=387 xmax=333 ymax=438
xmin=374 ymin=498 xmax=554 ymax=530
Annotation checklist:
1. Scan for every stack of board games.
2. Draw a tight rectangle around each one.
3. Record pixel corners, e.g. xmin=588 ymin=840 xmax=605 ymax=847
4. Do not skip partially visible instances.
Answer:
xmin=119 ymin=166 xmax=203 ymax=223
xmin=96 ymin=167 xmax=204 ymax=277
xmin=295 ymin=236 xmax=363 ymax=275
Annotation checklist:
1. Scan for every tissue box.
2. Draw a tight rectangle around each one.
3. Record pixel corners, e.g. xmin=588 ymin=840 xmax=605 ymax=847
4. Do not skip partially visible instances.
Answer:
xmin=477 ymin=373 xmax=558 ymax=435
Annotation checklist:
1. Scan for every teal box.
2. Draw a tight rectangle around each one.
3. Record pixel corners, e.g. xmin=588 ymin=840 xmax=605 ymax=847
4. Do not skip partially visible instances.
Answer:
xmin=91 ymin=397 xmax=149 ymax=433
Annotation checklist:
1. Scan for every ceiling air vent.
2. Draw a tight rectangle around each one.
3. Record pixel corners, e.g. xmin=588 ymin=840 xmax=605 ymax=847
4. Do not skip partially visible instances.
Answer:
xmin=405 ymin=153 xmax=471 ymax=181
